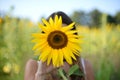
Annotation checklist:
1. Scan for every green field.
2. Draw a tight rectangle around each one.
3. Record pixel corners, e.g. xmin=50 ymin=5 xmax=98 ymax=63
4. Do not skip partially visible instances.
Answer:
xmin=0 ymin=15 xmax=120 ymax=80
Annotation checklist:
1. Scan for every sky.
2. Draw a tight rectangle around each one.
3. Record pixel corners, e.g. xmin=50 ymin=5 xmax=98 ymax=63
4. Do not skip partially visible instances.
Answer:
xmin=0 ymin=0 xmax=120 ymax=22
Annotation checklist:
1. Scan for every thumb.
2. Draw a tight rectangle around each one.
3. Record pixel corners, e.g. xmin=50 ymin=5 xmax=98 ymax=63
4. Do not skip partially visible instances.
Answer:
xmin=37 ymin=61 xmax=43 ymax=73
xmin=35 ymin=61 xmax=45 ymax=80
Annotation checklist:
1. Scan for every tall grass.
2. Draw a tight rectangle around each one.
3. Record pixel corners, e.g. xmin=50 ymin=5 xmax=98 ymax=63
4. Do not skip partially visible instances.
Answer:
xmin=0 ymin=16 xmax=38 ymax=80
xmin=0 ymin=15 xmax=120 ymax=80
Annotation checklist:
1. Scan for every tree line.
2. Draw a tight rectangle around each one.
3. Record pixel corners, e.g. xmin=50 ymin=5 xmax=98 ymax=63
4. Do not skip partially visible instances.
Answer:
xmin=70 ymin=9 xmax=120 ymax=28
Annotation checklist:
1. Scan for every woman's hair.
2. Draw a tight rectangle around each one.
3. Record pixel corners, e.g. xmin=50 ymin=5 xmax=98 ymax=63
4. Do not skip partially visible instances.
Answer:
xmin=47 ymin=11 xmax=76 ymax=31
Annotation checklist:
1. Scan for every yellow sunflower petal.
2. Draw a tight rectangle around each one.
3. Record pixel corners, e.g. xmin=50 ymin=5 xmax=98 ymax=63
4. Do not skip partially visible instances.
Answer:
xmin=66 ymin=47 xmax=76 ymax=60
xmin=49 ymin=17 xmax=54 ymax=27
xmin=61 ymin=22 xmax=75 ymax=32
xmin=31 ymin=38 xmax=46 ymax=43
xmin=32 ymin=33 xmax=46 ymax=38
xmin=70 ymin=42 xmax=81 ymax=51
xmin=59 ymin=49 xmax=64 ymax=65
xmin=78 ymin=35 xmax=84 ymax=38
xmin=47 ymin=51 xmax=52 ymax=65
xmin=56 ymin=50 xmax=60 ymax=67
xmin=35 ymin=42 xmax=48 ymax=53
xmin=65 ymin=30 xmax=78 ymax=35
xmin=39 ymin=45 xmax=51 ymax=62
xmin=52 ymin=49 xmax=58 ymax=67
xmin=67 ymin=42 xmax=81 ymax=56
xmin=46 ymin=46 xmax=53 ymax=65
xmin=32 ymin=39 xmax=46 ymax=50
xmin=39 ymin=52 xmax=48 ymax=62
xmin=42 ymin=18 xmax=50 ymax=27
xmin=38 ymin=23 xmax=49 ymax=33
xmin=54 ymin=15 xmax=62 ymax=30
xmin=68 ymin=38 xmax=82 ymax=43
xmin=57 ymin=16 xmax=62 ymax=28
xmin=55 ymin=15 xmax=59 ymax=25
xmin=68 ymin=34 xmax=80 ymax=38
xmin=62 ymin=48 xmax=72 ymax=64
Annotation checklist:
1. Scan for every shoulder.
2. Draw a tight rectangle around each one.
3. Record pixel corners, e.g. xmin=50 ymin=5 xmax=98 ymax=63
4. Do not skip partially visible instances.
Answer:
xmin=25 ymin=59 xmax=38 ymax=73
xmin=24 ymin=59 xmax=38 ymax=80
xmin=84 ymin=59 xmax=95 ymax=80
xmin=84 ymin=59 xmax=93 ymax=70
xmin=26 ymin=59 xmax=38 ymax=66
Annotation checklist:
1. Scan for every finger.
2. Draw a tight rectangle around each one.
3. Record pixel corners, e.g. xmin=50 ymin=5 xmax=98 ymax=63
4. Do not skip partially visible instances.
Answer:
xmin=37 ymin=61 xmax=43 ymax=73
xmin=45 ymin=63 xmax=56 ymax=73
xmin=38 ymin=61 xmax=57 ymax=74
xmin=35 ymin=61 xmax=45 ymax=80
xmin=62 ymin=62 xmax=70 ymax=73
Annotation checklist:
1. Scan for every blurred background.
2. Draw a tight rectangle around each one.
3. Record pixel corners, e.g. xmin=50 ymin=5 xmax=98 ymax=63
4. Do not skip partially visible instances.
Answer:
xmin=0 ymin=0 xmax=120 ymax=80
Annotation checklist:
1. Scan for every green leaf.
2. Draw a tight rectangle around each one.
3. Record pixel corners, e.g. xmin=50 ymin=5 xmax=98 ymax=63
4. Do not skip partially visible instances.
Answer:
xmin=72 ymin=69 xmax=84 ymax=76
xmin=68 ymin=64 xmax=84 ymax=77
xmin=58 ymin=68 xmax=68 ymax=80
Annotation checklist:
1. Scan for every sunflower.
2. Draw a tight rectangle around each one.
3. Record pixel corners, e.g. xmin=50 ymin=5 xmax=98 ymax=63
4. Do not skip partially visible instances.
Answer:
xmin=32 ymin=15 xmax=82 ymax=67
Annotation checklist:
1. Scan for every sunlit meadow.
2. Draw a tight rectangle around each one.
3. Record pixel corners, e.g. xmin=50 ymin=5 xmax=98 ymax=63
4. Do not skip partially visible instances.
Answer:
xmin=0 ymin=15 xmax=120 ymax=80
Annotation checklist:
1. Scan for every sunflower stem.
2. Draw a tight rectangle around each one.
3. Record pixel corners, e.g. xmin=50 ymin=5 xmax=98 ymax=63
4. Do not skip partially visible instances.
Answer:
xmin=58 ymin=68 xmax=68 ymax=80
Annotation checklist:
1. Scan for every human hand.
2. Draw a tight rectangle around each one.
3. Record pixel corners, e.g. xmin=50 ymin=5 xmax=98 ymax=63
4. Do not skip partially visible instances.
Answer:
xmin=34 ymin=60 xmax=72 ymax=80
xmin=35 ymin=61 xmax=57 ymax=80
xmin=24 ymin=59 xmax=71 ymax=80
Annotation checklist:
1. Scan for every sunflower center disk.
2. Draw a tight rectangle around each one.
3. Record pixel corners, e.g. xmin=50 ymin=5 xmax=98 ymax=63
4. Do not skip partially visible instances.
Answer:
xmin=47 ymin=31 xmax=68 ymax=49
